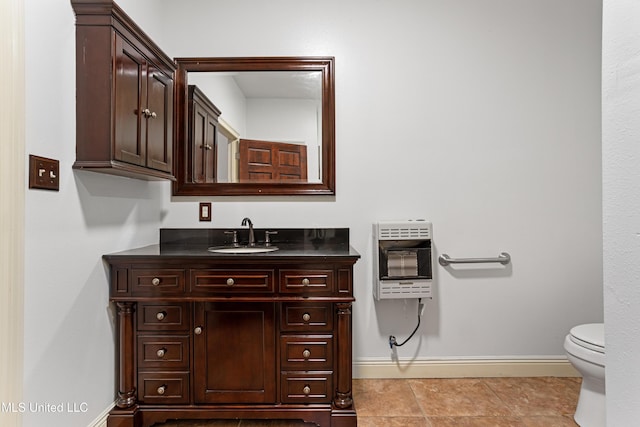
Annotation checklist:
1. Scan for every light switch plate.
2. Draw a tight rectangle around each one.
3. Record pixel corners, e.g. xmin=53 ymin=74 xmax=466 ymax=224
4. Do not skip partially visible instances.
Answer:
xmin=29 ymin=155 xmax=60 ymax=191
xmin=199 ymin=202 xmax=212 ymax=221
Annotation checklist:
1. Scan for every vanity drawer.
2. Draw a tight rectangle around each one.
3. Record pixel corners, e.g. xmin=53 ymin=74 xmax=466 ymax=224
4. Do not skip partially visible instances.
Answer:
xmin=191 ymin=269 xmax=274 ymax=293
xmin=280 ymin=303 xmax=333 ymax=332
xmin=131 ymin=268 xmax=186 ymax=295
xmin=137 ymin=335 xmax=189 ymax=369
xmin=280 ymin=372 xmax=333 ymax=404
xmin=137 ymin=371 xmax=189 ymax=404
xmin=137 ymin=302 xmax=190 ymax=332
xmin=280 ymin=335 xmax=333 ymax=370
xmin=279 ymin=269 xmax=334 ymax=294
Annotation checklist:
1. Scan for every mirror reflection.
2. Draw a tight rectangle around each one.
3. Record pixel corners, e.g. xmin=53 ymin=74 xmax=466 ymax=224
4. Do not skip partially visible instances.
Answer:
xmin=172 ymin=56 xmax=335 ymax=197
xmin=187 ymin=71 xmax=323 ymax=183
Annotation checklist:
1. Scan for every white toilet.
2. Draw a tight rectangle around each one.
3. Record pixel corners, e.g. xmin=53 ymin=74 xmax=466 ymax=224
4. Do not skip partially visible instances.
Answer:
xmin=564 ymin=323 xmax=605 ymax=427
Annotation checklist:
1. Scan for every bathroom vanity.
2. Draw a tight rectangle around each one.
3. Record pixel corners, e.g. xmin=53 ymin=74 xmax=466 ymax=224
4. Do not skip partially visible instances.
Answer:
xmin=104 ymin=228 xmax=359 ymax=427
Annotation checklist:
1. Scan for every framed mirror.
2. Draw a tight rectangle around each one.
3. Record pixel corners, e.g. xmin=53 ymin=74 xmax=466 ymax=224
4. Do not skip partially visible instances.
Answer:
xmin=172 ymin=57 xmax=335 ymax=196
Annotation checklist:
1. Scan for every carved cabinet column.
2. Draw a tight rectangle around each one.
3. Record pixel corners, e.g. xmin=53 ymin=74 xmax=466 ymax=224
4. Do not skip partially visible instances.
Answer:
xmin=334 ymin=302 xmax=353 ymax=409
xmin=116 ymin=302 xmax=136 ymax=408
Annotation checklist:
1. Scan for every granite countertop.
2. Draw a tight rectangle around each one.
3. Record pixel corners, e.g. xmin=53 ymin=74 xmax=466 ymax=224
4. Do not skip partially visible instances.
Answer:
xmin=104 ymin=228 xmax=361 ymax=259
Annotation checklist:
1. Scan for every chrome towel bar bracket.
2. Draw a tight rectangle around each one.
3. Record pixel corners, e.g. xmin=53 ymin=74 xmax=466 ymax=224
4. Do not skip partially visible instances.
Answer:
xmin=438 ymin=252 xmax=511 ymax=267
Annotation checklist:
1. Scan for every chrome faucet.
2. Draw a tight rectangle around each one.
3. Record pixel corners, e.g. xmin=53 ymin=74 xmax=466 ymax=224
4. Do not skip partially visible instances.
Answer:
xmin=241 ymin=217 xmax=255 ymax=246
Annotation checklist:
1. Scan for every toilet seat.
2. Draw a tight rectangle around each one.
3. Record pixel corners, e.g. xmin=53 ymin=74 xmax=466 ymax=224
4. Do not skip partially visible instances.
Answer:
xmin=569 ymin=323 xmax=605 ymax=354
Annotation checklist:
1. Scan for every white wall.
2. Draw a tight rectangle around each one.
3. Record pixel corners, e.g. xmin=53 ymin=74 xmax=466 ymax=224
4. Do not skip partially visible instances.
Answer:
xmin=602 ymin=0 xmax=640 ymax=424
xmin=23 ymin=1 xmax=170 ymax=426
xmin=187 ymin=73 xmax=248 ymax=136
xmin=152 ymin=0 xmax=603 ymax=359
xmin=246 ymin=98 xmax=320 ymax=182
xmin=22 ymin=0 xmax=602 ymax=426
xmin=1 ymin=0 xmax=25 ymax=426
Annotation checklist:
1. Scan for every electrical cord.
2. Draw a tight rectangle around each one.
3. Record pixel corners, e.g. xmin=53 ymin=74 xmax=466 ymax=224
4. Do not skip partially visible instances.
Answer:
xmin=389 ymin=298 xmax=423 ymax=349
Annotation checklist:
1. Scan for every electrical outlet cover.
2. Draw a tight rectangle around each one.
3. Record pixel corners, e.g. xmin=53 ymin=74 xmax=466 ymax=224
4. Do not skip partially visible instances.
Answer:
xmin=29 ymin=155 xmax=60 ymax=191
xmin=199 ymin=202 xmax=212 ymax=221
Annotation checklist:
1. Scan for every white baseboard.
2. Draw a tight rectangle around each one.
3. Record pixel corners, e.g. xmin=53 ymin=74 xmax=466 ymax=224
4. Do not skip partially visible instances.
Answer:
xmin=87 ymin=402 xmax=113 ymax=427
xmin=353 ymin=357 xmax=580 ymax=379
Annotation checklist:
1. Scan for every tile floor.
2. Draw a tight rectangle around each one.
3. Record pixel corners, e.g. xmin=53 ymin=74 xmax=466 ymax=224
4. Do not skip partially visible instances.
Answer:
xmin=158 ymin=377 xmax=581 ymax=427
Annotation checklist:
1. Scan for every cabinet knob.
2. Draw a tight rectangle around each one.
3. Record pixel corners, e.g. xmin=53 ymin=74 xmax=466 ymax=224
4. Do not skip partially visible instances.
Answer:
xmin=156 ymin=348 xmax=166 ymax=358
xmin=302 ymin=278 xmax=310 ymax=286
xmin=194 ymin=326 xmax=203 ymax=335
xmin=302 ymin=385 xmax=311 ymax=395
xmin=302 ymin=313 xmax=311 ymax=322
xmin=156 ymin=311 xmax=166 ymax=321
xmin=142 ymin=108 xmax=157 ymax=119
xmin=302 ymin=349 xmax=311 ymax=359
xmin=157 ymin=385 xmax=166 ymax=395
xmin=226 ymin=278 xmax=235 ymax=286
xmin=151 ymin=277 xmax=160 ymax=286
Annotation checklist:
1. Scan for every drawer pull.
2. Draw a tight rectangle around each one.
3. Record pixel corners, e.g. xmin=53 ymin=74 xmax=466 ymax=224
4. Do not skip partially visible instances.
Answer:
xmin=302 ymin=278 xmax=310 ymax=286
xmin=156 ymin=311 xmax=166 ymax=321
xmin=302 ymin=313 xmax=311 ymax=322
xmin=302 ymin=349 xmax=311 ymax=359
xmin=151 ymin=277 xmax=160 ymax=286
xmin=226 ymin=278 xmax=235 ymax=286
xmin=302 ymin=385 xmax=311 ymax=395
xmin=157 ymin=385 xmax=166 ymax=395
xmin=156 ymin=348 xmax=166 ymax=358
xmin=194 ymin=326 xmax=203 ymax=335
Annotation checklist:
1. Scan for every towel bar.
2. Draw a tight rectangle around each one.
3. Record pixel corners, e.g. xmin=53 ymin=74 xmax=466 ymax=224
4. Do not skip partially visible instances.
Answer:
xmin=438 ymin=252 xmax=511 ymax=266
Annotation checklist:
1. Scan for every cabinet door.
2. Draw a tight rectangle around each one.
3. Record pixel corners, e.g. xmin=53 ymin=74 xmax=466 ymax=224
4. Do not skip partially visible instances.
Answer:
xmin=114 ymin=34 xmax=146 ymax=167
xmin=146 ymin=64 xmax=173 ymax=172
xmin=203 ymin=111 xmax=217 ymax=182
xmin=192 ymin=103 xmax=217 ymax=183
xmin=193 ymin=302 xmax=276 ymax=404
xmin=191 ymin=102 xmax=206 ymax=183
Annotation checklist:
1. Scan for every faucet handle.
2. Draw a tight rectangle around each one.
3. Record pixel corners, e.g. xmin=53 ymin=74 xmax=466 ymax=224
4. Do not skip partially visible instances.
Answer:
xmin=224 ymin=230 xmax=239 ymax=247
xmin=264 ymin=231 xmax=278 ymax=247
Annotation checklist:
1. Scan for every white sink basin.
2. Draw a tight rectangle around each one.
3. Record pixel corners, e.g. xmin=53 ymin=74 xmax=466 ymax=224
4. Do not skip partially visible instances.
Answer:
xmin=208 ymin=246 xmax=279 ymax=254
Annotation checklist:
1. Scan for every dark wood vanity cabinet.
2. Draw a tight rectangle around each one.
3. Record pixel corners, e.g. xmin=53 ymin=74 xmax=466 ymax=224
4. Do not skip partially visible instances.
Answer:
xmin=104 ymin=254 xmax=358 ymax=427
xmin=71 ymin=0 xmax=175 ymax=181
xmin=188 ymin=85 xmax=221 ymax=183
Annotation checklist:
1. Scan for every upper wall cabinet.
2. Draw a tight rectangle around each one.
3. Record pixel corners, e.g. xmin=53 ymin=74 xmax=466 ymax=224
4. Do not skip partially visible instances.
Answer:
xmin=188 ymin=85 xmax=221 ymax=184
xmin=71 ymin=0 xmax=176 ymax=181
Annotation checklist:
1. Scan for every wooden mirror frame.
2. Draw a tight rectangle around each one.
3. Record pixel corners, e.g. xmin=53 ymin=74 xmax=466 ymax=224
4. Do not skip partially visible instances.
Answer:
xmin=172 ymin=56 xmax=335 ymax=196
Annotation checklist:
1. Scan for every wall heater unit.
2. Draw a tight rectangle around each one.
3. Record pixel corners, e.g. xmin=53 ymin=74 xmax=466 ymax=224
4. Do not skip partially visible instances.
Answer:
xmin=373 ymin=220 xmax=433 ymax=300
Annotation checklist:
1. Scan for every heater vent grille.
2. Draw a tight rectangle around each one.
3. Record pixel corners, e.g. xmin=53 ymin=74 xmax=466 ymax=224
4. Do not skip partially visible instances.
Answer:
xmin=378 ymin=222 xmax=431 ymax=240
xmin=378 ymin=280 xmax=432 ymax=299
